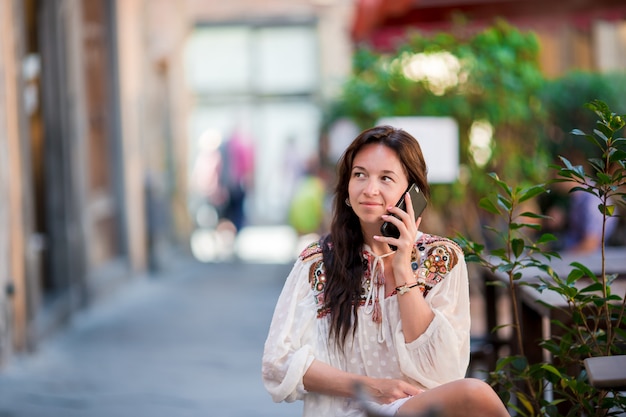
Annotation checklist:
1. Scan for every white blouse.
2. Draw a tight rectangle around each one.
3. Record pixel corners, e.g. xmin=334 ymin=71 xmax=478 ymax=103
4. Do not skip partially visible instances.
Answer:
xmin=262 ymin=233 xmax=471 ymax=417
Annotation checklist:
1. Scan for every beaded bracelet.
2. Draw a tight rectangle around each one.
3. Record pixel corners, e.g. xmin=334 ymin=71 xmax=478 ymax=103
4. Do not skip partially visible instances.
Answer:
xmin=395 ymin=282 xmax=422 ymax=295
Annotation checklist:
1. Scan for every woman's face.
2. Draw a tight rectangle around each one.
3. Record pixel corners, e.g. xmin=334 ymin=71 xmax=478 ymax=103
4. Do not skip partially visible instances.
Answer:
xmin=347 ymin=143 xmax=409 ymax=229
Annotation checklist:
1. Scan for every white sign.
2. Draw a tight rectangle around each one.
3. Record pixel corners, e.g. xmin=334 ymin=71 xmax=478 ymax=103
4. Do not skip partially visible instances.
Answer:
xmin=377 ymin=116 xmax=459 ymax=184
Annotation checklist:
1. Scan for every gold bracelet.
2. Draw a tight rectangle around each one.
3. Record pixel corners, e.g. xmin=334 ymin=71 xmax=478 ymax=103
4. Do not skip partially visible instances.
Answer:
xmin=395 ymin=282 xmax=421 ymax=295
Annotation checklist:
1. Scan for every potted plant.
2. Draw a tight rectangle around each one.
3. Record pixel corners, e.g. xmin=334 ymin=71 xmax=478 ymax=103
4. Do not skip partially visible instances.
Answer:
xmin=456 ymin=100 xmax=626 ymax=416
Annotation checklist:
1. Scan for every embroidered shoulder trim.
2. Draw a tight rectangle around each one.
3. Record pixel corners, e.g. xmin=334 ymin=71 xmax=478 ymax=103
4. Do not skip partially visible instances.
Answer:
xmin=414 ymin=234 xmax=461 ymax=296
xmin=297 ymin=241 xmax=328 ymax=316
xmin=418 ymin=234 xmax=463 ymax=255
xmin=308 ymin=235 xmax=464 ymax=317
xmin=299 ymin=240 xmax=323 ymax=263
xmin=387 ymin=234 xmax=462 ymax=297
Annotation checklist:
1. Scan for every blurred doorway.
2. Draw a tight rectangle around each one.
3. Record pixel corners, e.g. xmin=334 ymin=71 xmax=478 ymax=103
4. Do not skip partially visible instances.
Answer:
xmin=184 ymin=22 xmax=322 ymax=229
xmin=27 ymin=0 xmax=125 ymax=328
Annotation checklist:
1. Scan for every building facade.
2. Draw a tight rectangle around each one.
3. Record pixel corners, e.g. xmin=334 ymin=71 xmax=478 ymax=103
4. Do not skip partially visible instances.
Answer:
xmin=0 ymin=0 xmax=356 ymax=367
xmin=0 ymin=0 xmax=193 ymax=365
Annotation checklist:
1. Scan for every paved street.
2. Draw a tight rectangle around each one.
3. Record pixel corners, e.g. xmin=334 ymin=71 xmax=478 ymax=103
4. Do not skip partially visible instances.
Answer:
xmin=0 ymin=256 xmax=303 ymax=417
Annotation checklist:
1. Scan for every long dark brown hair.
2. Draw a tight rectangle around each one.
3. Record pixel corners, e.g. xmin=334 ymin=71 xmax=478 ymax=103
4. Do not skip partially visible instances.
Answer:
xmin=321 ymin=125 xmax=430 ymax=350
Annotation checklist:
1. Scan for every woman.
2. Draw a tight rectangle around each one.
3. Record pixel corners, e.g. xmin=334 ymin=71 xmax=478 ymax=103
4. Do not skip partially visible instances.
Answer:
xmin=262 ymin=126 xmax=508 ymax=416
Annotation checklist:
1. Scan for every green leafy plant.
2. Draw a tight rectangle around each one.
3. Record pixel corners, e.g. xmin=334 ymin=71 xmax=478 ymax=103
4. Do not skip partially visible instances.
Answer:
xmin=324 ymin=20 xmax=549 ymax=241
xmin=456 ymin=100 xmax=626 ymax=416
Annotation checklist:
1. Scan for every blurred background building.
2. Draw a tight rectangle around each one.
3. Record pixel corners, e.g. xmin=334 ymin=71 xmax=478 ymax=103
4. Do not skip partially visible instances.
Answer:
xmin=0 ymin=0 xmax=625 ymax=368
xmin=352 ymin=0 xmax=626 ymax=75
xmin=0 ymin=0 xmax=354 ymax=368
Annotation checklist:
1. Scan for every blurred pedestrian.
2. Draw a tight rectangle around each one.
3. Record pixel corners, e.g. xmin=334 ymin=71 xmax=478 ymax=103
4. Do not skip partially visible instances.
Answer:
xmin=190 ymin=129 xmax=227 ymax=228
xmin=541 ymin=150 xmax=618 ymax=254
xmin=543 ymin=183 xmax=618 ymax=254
xmin=287 ymin=156 xmax=327 ymax=236
xmin=219 ymin=126 xmax=255 ymax=232
xmin=262 ymin=126 xmax=508 ymax=417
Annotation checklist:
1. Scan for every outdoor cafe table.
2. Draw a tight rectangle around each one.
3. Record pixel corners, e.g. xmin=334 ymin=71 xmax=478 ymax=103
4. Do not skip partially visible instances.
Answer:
xmin=482 ymin=247 xmax=626 ymax=365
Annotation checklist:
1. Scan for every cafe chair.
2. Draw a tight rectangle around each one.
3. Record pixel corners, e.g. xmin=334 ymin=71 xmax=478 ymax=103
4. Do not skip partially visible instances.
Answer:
xmin=353 ymin=382 xmax=443 ymax=417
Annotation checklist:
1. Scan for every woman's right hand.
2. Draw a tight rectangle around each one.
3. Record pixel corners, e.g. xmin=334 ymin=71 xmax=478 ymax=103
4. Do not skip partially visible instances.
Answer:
xmin=304 ymin=360 xmax=423 ymax=403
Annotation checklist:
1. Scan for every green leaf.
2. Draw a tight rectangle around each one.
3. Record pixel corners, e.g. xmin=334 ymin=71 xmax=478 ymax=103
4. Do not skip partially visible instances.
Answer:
xmin=567 ymin=268 xmax=584 ymax=284
xmin=609 ymin=149 xmax=626 ymax=163
xmin=497 ymin=194 xmax=513 ymax=211
xmin=588 ymin=158 xmax=606 ymax=172
xmin=541 ymin=363 xmax=563 ymax=378
xmin=558 ymin=156 xmax=585 ymax=178
xmin=509 ymin=222 xmax=526 ymax=230
xmin=506 ymin=403 xmax=528 ymax=417
xmin=593 ymin=128 xmax=609 ymax=143
xmin=516 ymin=392 xmax=535 ymax=414
xmin=512 ymin=356 xmax=528 ymax=371
xmin=570 ymin=262 xmax=596 ymax=279
xmin=606 ymin=272 xmax=619 ymax=285
xmin=519 ymin=211 xmax=548 ymax=219
xmin=512 ymin=238 xmax=524 ymax=257
xmin=495 ymin=355 xmax=519 ymax=371
xmin=535 ymin=233 xmax=557 ymax=244
xmin=496 ymin=263 xmax=515 ymax=273
xmin=492 ymin=323 xmax=514 ymax=332
xmin=479 ymin=197 xmax=500 ymax=215
xmin=595 ymin=120 xmax=615 ymax=139
xmin=597 ymin=172 xmax=612 ymax=185
xmin=464 ymin=254 xmax=483 ymax=263
xmin=488 ymin=172 xmax=513 ymax=197
xmin=487 ymin=280 xmax=507 ymax=288
xmin=519 ymin=184 xmax=546 ymax=202
xmin=579 ymin=282 xmax=604 ymax=293
xmin=599 ymin=203 xmax=615 ymax=216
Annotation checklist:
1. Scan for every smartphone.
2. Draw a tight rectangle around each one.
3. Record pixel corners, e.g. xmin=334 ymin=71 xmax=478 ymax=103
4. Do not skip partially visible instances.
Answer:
xmin=380 ymin=183 xmax=428 ymax=239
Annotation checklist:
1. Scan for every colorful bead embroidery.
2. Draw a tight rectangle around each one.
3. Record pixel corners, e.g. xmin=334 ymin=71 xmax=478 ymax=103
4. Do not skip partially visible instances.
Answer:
xmin=301 ymin=235 xmax=462 ymax=318
xmin=389 ymin=235 xmax=461 ymax=297
xmin=300 ymin=241 xmax=323 ymax=262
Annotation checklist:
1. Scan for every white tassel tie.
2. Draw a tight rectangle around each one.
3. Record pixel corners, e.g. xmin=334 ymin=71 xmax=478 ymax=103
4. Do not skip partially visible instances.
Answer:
xmin=363 ymin=251 xmax=394 ymax=342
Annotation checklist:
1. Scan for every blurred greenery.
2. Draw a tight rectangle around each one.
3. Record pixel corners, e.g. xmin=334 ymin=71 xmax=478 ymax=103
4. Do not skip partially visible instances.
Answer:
xmin=323 ymin=19 xmax=626 ymax=243
xmin=539 ymin=70 xmax=626 ymax=159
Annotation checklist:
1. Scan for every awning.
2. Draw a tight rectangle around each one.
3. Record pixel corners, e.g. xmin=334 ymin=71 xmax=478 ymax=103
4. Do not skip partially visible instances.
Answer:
xmin=351 ymin=0 xmax=416 ymax=42
xmin=351 ymin=0 xmax=626 ymax=49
